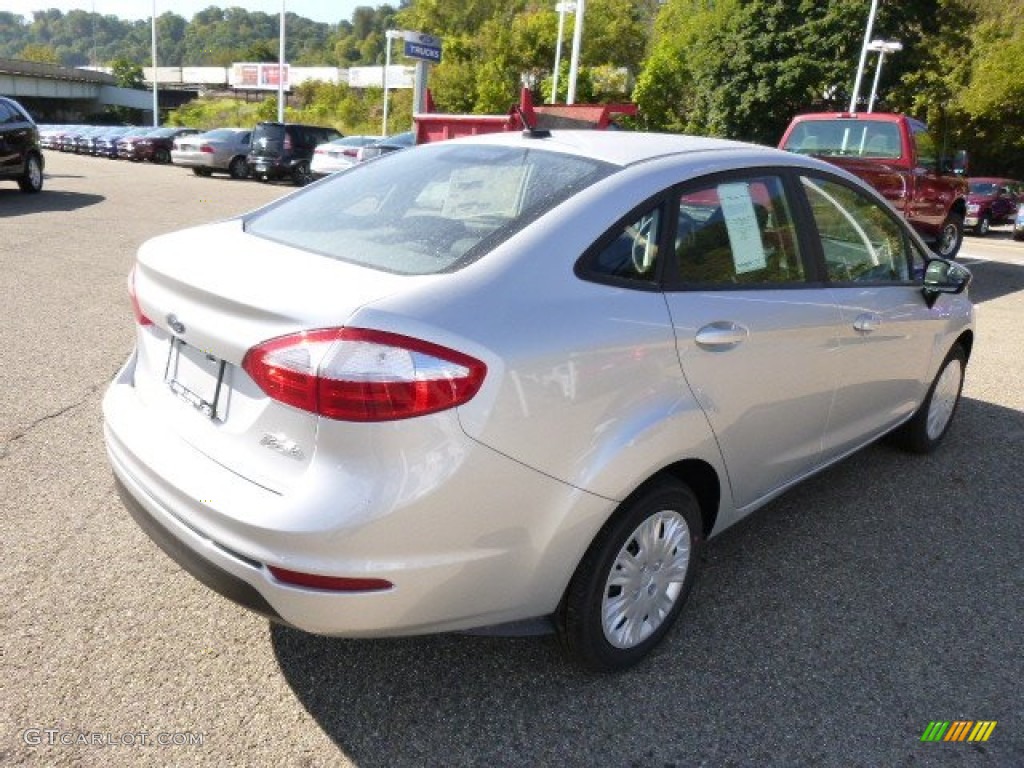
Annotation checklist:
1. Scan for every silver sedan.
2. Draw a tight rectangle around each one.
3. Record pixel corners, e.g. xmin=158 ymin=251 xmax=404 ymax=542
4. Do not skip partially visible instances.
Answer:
xmin=171 ymin=127 xmax=252 ymax=179
xmin=104 ymin=131 xmax=974 ymax=671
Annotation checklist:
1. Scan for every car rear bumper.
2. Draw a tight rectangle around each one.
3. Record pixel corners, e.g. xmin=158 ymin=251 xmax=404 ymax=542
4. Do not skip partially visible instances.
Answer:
xmin=103 ymin=351 xmax=610 ymax=637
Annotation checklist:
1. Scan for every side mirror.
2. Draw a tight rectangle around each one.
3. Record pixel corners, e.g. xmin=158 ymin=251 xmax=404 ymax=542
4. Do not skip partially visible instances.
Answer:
xmin=952 ymin=149 xmax=968 ymax=176
xmin=923 ymin=258 xmax=971 ymax=306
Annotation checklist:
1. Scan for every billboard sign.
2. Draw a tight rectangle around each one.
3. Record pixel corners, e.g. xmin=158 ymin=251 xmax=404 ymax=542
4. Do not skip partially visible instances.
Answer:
xmin=231 ymin=63 xmax=290 ymax=90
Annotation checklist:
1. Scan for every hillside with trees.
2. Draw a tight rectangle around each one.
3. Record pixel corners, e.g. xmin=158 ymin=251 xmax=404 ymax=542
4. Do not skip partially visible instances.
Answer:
xmin=1 ymin=1 xmax=1020 ymax=174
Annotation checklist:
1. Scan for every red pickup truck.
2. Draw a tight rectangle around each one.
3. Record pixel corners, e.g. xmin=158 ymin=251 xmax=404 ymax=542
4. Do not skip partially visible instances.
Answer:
xmin=779 ymin=112 xmax=969 ymax=258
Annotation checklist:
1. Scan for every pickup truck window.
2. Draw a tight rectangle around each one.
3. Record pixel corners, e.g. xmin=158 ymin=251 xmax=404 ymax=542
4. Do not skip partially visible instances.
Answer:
xmin=782 ymin=119 xmax=901 ymax=159
xmin=801 ymin=176 xmax=911 ymax=283
xmin=912 ymin=127 xmax=939 ymax=169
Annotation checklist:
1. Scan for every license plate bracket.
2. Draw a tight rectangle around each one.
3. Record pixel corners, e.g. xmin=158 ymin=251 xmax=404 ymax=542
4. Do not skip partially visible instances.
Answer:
xmin=164 ymin=338 xmax=228 ymax=421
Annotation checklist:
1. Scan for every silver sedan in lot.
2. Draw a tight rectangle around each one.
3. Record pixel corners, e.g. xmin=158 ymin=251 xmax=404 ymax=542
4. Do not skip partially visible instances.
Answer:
xmin=171 ymin=127 xmax=252 ymax=179
xmin=104 ymin=131 xmax=974 ymax=671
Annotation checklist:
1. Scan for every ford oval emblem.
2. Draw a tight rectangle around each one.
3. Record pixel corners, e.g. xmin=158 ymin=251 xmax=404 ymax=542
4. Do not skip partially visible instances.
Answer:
xmin=166 ymin=313 xmax=186 ymax=335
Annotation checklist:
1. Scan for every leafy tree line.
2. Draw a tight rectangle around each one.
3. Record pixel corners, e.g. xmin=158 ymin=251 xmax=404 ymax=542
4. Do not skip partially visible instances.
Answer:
xmin=2 ymin=1 xmax=1021 ymax=174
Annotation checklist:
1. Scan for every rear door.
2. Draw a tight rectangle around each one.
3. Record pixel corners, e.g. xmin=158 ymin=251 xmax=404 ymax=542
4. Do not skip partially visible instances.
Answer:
xmin=663 ymin=171 xmax=842 ymax=509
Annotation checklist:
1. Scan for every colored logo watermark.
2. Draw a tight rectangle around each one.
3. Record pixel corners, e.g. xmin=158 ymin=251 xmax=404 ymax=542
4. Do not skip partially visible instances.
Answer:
xmin=921 ymin=721 xmax=997 ymax=742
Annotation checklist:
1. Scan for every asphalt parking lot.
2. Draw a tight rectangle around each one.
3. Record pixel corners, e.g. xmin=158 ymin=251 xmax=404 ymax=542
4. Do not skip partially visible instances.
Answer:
xmin=2 ymin=151 xmax=1022 ymax=768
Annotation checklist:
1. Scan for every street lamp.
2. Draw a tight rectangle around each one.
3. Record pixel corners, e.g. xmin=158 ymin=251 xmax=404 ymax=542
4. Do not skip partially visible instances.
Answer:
xmin=848 ymin=0 xmax=879 ymax=113
xmin=151 ymin=0 xmax=158 ymax=126
xmin=551 ymin=1 xmax=576 ymax=104
xmin=382 ymin=30 xmax=403 ymax=135
xmin=866 ymin=40 xmax=902 ymax=113
xmin=278 ymin=0 xmax=285 ymax=123
xmin=566 ymin=0 xmax=586 ymax=104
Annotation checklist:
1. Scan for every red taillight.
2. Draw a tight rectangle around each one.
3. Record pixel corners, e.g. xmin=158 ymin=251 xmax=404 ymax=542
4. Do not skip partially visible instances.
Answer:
xmin=268 ymin=565 xmax=393 ymax=592
xmin=127 ymin=265 xmax=152 ymax=326
xmin=314 ymin=147 xmax=326 ymax=154
xmin=342 ymin=148 xmax=358 ymax=157
xmin=242 ymin=327 xmax=486 ymax=421
xmin=199 ymin=144 xmax=214 ymax=153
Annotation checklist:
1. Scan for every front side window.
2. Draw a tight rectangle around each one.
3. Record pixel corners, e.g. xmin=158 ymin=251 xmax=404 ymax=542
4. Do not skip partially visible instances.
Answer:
xmin=801 ymin=176 xmax=911 ymax=283
xmin=912 ymin=127 xmax=938 ymax=170
xmin=245 ymin=143 xmax=615 ymax=275
xmin=675 ymin=175 xmax=804 ymax=286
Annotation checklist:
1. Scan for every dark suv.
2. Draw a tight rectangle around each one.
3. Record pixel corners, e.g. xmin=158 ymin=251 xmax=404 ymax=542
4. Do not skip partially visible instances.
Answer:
xmin=248 ymin=122 xmax=342 ymax=186
xmin=0 ymin=96 xmax=44 ymax=193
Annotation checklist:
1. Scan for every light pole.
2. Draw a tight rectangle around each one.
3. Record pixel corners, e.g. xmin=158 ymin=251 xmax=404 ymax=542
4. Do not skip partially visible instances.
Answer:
xmin=151 ymin=0 xmax=158 ymax=126
xmin=552 ymin=1 xmax=575 ymax=104
xmin=277 ymin=0 xmax=285 ymax=122
xmin=866 ymin=40 xmax=902 ymax=113
xmin=566 ymin=0 xmax=585 ymax=104
xmin=382 ymin=30 xmax=403 ymax=136
xmin=848 ymin=0 xmax=879 ymax=113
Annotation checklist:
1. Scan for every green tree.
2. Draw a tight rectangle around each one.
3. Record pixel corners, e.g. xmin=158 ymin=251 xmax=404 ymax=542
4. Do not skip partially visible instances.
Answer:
xmin=19 ymin=42 xmax=60 ymax=64
xmin=110 ymin=56 xmax=144 ymax=88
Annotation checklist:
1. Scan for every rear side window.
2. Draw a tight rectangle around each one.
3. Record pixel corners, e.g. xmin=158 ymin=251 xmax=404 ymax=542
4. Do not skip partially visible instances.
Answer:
xmin=245 ymin=143 xmax=615 ymax=275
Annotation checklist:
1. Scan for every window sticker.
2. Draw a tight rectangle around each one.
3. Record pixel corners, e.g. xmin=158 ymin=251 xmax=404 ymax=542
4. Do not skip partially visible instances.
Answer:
xmin=442 ymin=165 xmax=529 ymax=219
xmin=718 ymin=182 xmax=767 ymax=274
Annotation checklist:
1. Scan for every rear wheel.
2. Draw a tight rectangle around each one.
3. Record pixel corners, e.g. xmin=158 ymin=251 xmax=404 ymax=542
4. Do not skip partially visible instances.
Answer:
xmin=291 ymin=161 xmax=312 ymax=186
xmin=228 ymin=156 xmax=249 ymax=180
xmin=18 ymin=154 xmax=43 ymax=193
xmin=889 ymin=345 xmax=966 ymax=454
xmin=556 ymin=479 xmax=703 ymax=671
xmin=935 ymin=213 xmax=964 ymax=259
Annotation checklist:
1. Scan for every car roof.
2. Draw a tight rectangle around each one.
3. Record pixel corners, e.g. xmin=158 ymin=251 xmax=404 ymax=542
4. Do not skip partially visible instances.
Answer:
xmin=441 ymin=130 xmax=775 ymax=168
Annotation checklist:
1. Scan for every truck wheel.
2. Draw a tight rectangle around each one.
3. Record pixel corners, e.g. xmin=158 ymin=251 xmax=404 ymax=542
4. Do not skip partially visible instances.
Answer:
xmin=935 ymin=213 xmax=964 ymax=259
xmin=976 ymin=215 xmax=990 ymax=237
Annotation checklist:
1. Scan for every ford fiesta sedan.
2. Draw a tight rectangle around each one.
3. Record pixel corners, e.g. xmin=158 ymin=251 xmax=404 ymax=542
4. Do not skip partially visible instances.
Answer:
xmin=104 ymin=131 xmax=974 ymax=671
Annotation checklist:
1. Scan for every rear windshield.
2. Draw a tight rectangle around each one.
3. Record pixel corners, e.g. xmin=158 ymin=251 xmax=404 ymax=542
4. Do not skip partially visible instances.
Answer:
xmin=783 ymin=119 xmax=902 ymax=159
xmin=245 ymin=142 xmax=615 ymax=275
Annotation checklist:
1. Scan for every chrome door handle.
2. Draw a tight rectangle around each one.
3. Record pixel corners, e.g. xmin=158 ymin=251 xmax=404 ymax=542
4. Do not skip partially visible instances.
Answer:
xmin=853 ymin=313 xmax=882 ymax=333
xmin=695 ymin=321 xmax=749 ymax=349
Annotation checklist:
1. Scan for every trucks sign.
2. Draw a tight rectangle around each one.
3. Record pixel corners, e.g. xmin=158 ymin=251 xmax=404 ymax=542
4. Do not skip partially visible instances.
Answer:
xmin=403 ymin=31 xmax=443 ymax=63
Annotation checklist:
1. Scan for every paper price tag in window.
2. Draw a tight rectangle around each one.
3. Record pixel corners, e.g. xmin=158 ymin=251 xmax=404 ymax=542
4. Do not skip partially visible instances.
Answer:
xmin=718 ymin=182 xmax=767 ymax=274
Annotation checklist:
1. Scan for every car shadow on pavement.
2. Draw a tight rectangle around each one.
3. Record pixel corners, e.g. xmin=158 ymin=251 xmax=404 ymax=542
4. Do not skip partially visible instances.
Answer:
xmin=271 ymin=396 xmax=1024 ymax=767
xmin=0 ymin=189 xmax=103 ymax=216
xmin=960 ymin=256 xmax=1024 ymax=304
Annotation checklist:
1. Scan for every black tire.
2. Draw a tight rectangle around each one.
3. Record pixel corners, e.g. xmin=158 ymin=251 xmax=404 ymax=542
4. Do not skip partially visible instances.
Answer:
xmin=935 ymin=213 xmax=964 ymax=259
xmin=228 ymin=156 xmax=249 ymax=180
xmin=889 ymin=345 xmax=966 ymax=454
xmin=556 ymin=479 xmax=704 ymax=671
xmin=191 ymin=167 xmax=211 ymax=177
xmin=153 ymin=147 xmax=171 ymax=164
xmin=18 ymin=153 xmax=43 ymax=193
xmin=975 ymin=214 xmax=990 ymax=237
xmin=291 ymin=161 xmax=312 ymax=187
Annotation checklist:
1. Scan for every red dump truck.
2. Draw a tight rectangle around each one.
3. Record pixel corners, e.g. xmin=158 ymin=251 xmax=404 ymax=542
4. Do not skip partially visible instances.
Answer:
xmin=779 ymin=112 xmax=969 ymax=258
xmin=414 ymin=88 xmax=637 ymax=144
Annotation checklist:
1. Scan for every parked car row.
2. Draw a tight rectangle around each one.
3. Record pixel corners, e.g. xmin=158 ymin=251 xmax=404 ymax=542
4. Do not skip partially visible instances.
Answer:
xmin=39 ymin=124 xmax=201 ymax=162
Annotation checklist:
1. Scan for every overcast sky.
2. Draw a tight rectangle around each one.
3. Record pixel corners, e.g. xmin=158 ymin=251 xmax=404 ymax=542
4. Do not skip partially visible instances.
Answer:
xmin=5 ymin=1 xmax=364 ymax=25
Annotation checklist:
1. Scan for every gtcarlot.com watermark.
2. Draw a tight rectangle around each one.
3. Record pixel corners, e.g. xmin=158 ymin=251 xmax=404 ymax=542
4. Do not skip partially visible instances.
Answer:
xmin=22 ymin=728 xmax=205 ymax=748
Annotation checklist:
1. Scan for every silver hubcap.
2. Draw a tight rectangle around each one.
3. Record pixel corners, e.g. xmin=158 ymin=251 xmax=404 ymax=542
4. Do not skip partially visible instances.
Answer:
xmin=602 ymin=510 xmax=691 ymax=649
xmin=939 ymin=224 xmax=959 ymax=256
xmin=28 ymin=158 xmax=41 ymax=187
xmin=927 ymin=358 xmax=962 ymax=440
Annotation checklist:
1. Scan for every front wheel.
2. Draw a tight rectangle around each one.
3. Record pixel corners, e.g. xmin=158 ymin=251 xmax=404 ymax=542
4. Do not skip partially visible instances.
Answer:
xmin=889 ymin=345 xmax=966 ymax=454
xmin=18 ymin=154 xmax=43 ymax=193
xmin=153 ymin=148 xmax=171 ymax=164
xmin=935 ymin=213 xmax=964 ymax=259
xmin=556 ymin=479 xmax=704 ymax=671
xmin=975 ymin=215 xmax=990 ymax=237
